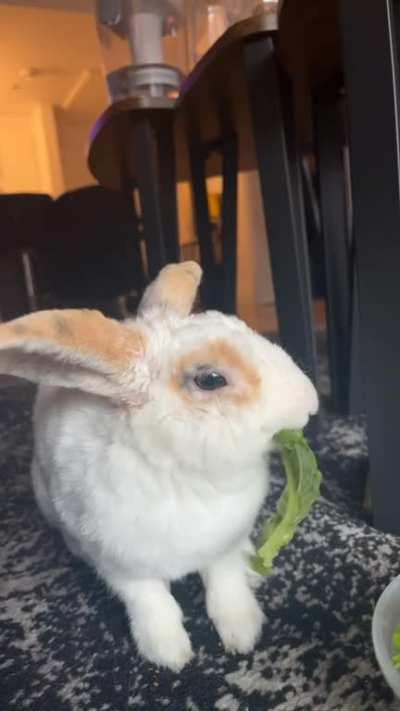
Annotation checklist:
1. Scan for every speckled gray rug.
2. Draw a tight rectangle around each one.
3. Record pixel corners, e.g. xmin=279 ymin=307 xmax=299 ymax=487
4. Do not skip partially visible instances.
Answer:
xmin=1 ymin=375 xmax=400 ymax=710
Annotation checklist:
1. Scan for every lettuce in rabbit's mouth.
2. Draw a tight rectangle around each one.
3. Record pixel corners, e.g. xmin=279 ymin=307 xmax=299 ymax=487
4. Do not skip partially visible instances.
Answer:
xmin=252 ymin=429 xmax=322 ymax=576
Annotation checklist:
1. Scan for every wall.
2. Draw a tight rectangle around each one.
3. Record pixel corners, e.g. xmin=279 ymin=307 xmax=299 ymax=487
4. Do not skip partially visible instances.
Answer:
xmin=56 ymin=111 xmax=97 ymax=192
xmin=237 ymin=170 xmax=274 ymax=307
xmin=32 ymin=102 xmax=64 ymax=196
xmin=0 ymin=105 xmax=96 ymax=197
xmin=0 ymin=113 xmax=42 ymax=194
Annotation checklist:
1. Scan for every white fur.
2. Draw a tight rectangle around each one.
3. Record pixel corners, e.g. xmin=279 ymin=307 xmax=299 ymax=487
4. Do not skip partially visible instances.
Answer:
xmin=31 ymin=307 xmax=318 ymax=670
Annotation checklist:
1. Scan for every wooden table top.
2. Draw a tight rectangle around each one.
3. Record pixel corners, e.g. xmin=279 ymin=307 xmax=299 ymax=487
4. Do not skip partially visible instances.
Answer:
xmin=278 ymin=0 xmax=341 ymax=86
xmin=277 ymin=0 xmax=342 ymax=145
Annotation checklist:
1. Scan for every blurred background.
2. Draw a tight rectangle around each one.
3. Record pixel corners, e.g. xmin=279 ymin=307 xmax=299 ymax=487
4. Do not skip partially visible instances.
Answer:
xmin=0 ymin=0 xmax=315 ymax=332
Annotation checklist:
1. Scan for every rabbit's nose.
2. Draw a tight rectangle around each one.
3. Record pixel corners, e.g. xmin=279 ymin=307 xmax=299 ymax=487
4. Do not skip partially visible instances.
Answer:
xmin=303 ymin=378 xmax=319 ymax=417
xmin=308 ymin=394 xmax=319 ymax=417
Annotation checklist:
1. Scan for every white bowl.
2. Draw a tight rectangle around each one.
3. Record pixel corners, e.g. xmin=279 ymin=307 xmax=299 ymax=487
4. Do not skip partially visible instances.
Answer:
xmin=372 ymin=574 xmax=400 ymax=699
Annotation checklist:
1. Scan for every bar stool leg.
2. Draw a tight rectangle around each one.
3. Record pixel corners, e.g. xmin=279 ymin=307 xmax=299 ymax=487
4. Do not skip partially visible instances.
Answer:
xmin=157 ymin=116 xmax=180 ymax=264
xmin=220 ymin=133 xmax=238 ymax=314
xmin=341 ymin=0 xmax=400 ymax=533
xmin=349 ymin=259 xmax=364 ymax=414
xmin=314 ymin=92 xmax=351 ymax=413
xmin=0 ymin=251 xmax=30 ymax=320
xmin=188 ymin=140 xmax=219 ymax=310
xmin=132 ymin=117 xmax=167 ymax=279
xmin=244 ymin=36 xmax=317 ymax=382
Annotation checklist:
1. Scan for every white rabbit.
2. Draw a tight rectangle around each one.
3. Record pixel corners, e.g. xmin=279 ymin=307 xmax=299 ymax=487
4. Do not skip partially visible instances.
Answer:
xmin=0 ymin=262 xmax=318 ymax=671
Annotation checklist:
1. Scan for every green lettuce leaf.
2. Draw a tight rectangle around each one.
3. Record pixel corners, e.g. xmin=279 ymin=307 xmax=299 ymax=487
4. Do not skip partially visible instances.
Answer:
xmin=252 ymin=429 xmax=322 ymax=576
xmin=392 ymin=624 xmax=400 ymax=669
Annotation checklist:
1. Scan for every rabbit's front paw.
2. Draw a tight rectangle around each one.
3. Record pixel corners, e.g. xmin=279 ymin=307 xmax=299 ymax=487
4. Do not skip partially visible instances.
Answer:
xmin=208 ymin=588 xmax=265 ymax=654
xmin=115 ymin=579 xmax=193 ymax=672
xmin=135 ymin=617 xmax=194 ymax=671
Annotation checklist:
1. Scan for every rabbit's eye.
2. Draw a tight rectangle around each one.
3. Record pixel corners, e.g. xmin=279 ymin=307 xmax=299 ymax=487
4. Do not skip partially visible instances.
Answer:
xmin=194 ymin=370 xmax=228 ymax=391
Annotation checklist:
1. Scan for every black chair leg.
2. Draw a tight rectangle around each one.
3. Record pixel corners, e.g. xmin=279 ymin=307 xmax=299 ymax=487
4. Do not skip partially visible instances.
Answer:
xmin=156 ymin=116 xmax=180 ymax=264
xmin=341 ymin=0 xmax=400 ymax=533
xmin=189 ymin=104 xmax=238 ymax=315
xmin=314 ymin=92 xmax=351 ymax=414
xmin=0 ymin=251 xmax=30 ymax=321
xmin=132 ymin=117 xmax=167 ymax=279
xmin=244 ymin=35 xmax=317 ymax=382
xmin=349 ymin=258 xmax=364 ymax=414
xmin=220 ymin=133 xmax=238 ymax=314
xmin=188 ymin=140 xmax=219 ymax=310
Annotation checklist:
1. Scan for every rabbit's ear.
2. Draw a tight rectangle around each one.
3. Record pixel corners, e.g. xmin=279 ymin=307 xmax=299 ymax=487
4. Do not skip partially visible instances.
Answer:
xmin=139 ymin=261 xmax=202 ymax=317
xmin=0 ymin=309 xmax=147 ymax=402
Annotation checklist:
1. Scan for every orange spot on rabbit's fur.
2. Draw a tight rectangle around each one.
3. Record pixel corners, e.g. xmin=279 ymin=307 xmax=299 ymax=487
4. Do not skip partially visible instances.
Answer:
xmin=0 ymin=310 xmax=147 ymax=401
xmin=171 ymin=339 xmax=262 ymax=408
xmin=0 ymin=310 xmax=146 ymax=373
xmin=12 ymin=323 xmax=27 ymax=335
